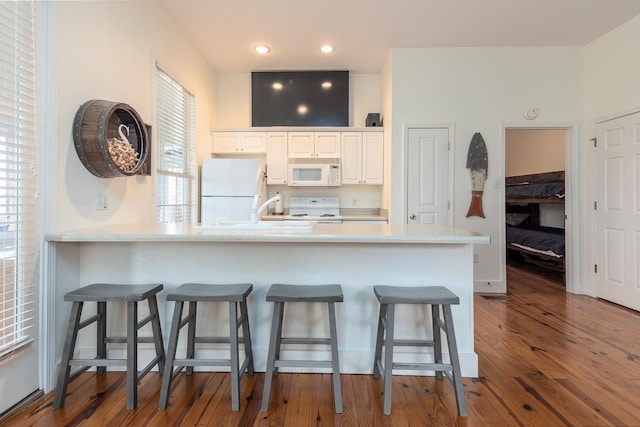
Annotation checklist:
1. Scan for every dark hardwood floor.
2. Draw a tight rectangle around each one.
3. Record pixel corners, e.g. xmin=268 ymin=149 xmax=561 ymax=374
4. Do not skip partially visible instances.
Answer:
xmin=5 ymin=264 xmax=640 ymax=426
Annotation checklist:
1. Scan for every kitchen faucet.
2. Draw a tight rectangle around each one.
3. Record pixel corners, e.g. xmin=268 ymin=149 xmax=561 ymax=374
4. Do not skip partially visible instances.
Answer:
xmin=250 ymin=194 xmax=282 ymax=223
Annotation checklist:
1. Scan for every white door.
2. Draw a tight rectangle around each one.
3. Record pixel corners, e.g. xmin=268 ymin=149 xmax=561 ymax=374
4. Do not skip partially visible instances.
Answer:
xmin=595 ymin=111 xmax=640 ymax=310
xmin=407 ymin=128 xmax=450 ymax=224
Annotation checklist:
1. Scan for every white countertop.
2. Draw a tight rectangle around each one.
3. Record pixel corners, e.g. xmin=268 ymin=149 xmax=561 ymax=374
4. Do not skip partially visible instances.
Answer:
xmin=46 ymin=222 xmax=490 ymax=244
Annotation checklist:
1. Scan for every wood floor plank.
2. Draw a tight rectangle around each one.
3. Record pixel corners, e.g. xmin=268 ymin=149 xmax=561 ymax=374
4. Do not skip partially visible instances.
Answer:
xmin=6 ymin=264 xmax=640 ymax=426
xmin=256 ymin=371 xmax=292 ymax=427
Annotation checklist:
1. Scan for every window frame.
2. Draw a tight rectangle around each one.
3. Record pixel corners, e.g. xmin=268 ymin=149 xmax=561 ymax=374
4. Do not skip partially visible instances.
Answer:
xmin=154 ymin=64 xmax=196 ymax=224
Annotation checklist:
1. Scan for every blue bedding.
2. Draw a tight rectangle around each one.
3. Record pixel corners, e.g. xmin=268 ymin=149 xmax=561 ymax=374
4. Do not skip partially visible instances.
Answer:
xmin=506 ymin=181 xmax=565 ymax=199
xmin=506 ymin=225 xmax=565 ymax=256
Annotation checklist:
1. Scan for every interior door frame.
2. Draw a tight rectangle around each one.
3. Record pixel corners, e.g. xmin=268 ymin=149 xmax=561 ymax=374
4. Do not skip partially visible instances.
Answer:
xmin=501 ymin=122 xmax=580 ymax=295
xmin=403 ymin=123 xmax=455 ymax=226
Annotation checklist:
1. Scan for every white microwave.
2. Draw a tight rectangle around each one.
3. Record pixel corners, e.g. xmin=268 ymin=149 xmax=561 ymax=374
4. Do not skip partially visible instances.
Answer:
xmin=287 ymin=163 xmax=341 ymax=187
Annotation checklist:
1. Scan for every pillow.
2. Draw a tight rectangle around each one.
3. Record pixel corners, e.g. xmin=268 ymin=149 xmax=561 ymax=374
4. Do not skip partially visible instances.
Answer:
xmin=506 ymin=213 xmax=530 ymax=226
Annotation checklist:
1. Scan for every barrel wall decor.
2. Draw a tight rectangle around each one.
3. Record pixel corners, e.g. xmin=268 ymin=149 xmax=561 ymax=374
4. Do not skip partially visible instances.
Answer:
xmin=73 ymin=100 xmax=150 ymax=178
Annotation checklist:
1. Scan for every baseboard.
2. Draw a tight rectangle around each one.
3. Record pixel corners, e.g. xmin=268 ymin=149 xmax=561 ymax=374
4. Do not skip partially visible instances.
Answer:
xmin=0 ymin=390 xmax=44 ymax=423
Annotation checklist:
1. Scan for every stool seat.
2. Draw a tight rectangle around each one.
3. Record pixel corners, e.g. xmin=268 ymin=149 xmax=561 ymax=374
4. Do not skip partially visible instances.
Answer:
xmin=262 ymin=284 xmax=343 ymax=413
xmin=267 ymin=283 xmax=343 ymax=302
xmin=54 ymin=283 xmax=165 ymax=411
xmin=64 ymin=283 xmax=164 ymax=302
xmin=158 ymin=282 xmax=254 ymax=412
xmin=167 ymin=283 xmax=252 ymax=301
xmin=374 ymin=285 xmax=459 ymax=305
xmin=373 ymin=285 xmax=466 ymax=417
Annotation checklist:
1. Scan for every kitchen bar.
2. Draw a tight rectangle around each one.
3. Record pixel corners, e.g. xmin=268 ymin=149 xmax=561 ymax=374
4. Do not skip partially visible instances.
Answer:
xmin=46 ymin=223 xmax=489 ymax=380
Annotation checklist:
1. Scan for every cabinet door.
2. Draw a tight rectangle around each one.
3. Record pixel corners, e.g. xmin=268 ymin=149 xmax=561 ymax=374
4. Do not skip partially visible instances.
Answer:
xmin=241 ymin=132 xmax=267 ymax=153
xmin=213 ymin=132 xmax=241 ymax=153
xmin=266 ymin=132 xmax=288 ymax=185
xmin=362 ymin=132 xmax=383 ymax=184
xmin=315 ymin=132 xmax=341 ymax=158
xmin=288 ymin=132 xmax=315 ymax=158
xmin=341 ymin=132 xmax=362 ymax=184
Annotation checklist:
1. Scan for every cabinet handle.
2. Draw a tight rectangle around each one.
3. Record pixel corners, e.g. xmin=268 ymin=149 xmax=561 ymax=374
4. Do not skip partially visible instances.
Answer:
xmin=409 ymin=213 xmax=416 ymax=220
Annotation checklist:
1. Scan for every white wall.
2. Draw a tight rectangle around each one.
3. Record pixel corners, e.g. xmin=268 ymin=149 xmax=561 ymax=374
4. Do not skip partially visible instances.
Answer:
xmin=214 ymin=73 xmax=381 ymax=127
xmin=51 ymin=1 xmax=216 ymax=232
xmin=584 ymin=15 xmax=640 ymax=121
xmin=388 ymin=47 xmax=583 ymax=292
xmin=505 ymin=129 xmax=566 ymax=177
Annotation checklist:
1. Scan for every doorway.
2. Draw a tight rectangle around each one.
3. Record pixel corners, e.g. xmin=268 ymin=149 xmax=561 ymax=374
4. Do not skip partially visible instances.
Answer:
xmin=503 ymin=125 xmax=578 ymax=294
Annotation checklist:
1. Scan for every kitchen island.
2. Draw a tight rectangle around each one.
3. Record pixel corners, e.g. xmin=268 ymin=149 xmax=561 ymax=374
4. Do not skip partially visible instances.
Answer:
xmin=45 ymin=222 xmax=489 ymax=386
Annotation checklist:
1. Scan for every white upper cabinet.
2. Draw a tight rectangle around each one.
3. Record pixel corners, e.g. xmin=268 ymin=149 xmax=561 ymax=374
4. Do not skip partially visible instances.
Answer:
xmin=213 ymin=132 xmax=267 ymax=154
xmin=288 ymin=132 xmax=340 ymax=158
xmin=266 ymin=132 xmax=288 ymax=185
xmin=340 ymin=132 xmax=362 ymax=184
xmin=361 ymin=132 xmax=384 ymax=184
xmin=341 ymin=132 xmax=383 ymax=184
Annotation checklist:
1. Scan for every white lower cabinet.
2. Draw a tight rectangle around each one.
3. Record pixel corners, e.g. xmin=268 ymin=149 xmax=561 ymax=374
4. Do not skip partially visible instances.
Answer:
xmin=341 ymin=131 xmax=383 ymax=184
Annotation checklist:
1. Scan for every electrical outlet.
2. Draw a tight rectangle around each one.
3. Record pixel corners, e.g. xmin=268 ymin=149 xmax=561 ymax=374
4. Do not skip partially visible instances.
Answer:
xmin=351 ymin=198 xmax=357 ymax=207
xmin=96 ymin=193 xmax=108 ymax=210
xmin=473 ymin=253 xmax=479 ymax=263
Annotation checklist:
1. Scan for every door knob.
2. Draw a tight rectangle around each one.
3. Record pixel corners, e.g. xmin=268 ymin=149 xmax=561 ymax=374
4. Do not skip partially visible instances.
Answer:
xmin=409 ymin=213 xmax=416 ymax=220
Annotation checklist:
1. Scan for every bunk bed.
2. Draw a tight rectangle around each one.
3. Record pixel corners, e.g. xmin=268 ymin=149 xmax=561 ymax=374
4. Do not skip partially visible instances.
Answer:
xmin=505 ymin=171 xmax=565 ymax=279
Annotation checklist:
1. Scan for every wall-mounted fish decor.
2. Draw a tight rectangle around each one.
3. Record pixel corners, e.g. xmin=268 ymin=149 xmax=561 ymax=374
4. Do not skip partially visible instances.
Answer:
xmin=466 ymin=132 xmax=488 ymax=218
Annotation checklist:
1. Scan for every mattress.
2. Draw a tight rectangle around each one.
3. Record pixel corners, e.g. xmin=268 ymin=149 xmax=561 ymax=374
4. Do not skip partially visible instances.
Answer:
xmin=505 ymin=181 xmax=565 ymax=199
xmin=506 ymin=225 xmax=565 ymax=257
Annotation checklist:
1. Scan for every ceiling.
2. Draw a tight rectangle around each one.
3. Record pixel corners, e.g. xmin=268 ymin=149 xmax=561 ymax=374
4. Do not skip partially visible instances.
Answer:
xmin=157 ymin=0 xmax=640 ymax=73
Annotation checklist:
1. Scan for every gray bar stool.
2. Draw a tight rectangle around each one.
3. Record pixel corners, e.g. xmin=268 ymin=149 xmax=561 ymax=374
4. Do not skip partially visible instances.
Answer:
xmin=54 ymin=283 xmax=165 ymax=410
xmin=372 ymin=285 xmax=467 ymax=416
xmin=158 ymin=283 xmax=254 ymax=411
xmin=261 ymin=283 xmax=343 ymax=413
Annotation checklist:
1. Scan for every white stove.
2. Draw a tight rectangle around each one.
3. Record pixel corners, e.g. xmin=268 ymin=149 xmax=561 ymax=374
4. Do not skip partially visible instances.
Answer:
xmin=285 ymin=197 xmax=342 ymax=223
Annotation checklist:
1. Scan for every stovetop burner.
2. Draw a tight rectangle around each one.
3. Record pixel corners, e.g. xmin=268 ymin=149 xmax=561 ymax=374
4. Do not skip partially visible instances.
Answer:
xmin=285 ymin=197 xmax=342 ymax=222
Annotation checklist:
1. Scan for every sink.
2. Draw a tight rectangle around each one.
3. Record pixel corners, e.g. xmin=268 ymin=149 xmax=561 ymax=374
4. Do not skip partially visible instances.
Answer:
xmin=195 ymin=220 xmax=315 ymax=232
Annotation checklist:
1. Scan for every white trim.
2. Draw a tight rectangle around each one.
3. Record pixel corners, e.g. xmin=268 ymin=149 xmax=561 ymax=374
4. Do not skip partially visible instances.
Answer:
xmin=593 ymin=106 xmax=640 ymax=125
xmin=402 ymin=123 xmax=455 ymax=226
xmin=501 ymin=122 xmax=581 ymax=295
xmin=39 ymin=0 xmax=58 ymax=393
xmin=154 ymin=60 xmax=195 ymax=97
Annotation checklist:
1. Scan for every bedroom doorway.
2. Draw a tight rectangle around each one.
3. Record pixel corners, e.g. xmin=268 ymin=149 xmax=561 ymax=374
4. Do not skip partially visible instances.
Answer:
xmin=504 ymin=127 xmax=571 ymax=291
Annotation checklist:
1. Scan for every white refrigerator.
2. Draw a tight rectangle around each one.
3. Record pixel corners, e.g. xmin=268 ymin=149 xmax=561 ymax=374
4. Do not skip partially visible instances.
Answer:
xmin=200 ymin=158 xmax=265 ymax=223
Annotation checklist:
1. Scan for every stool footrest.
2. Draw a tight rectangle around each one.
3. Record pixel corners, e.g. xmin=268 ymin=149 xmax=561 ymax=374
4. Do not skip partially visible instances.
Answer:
xmin=104 ymin=336 xmax=157 ymax=344
xmin=174 ymin=358 xmax=231 ymax=367
xmin=393 ymin=362 xmax=453 ymax=371
xmin=69 ymin=358 xmax=126 ymax=367
xmin=280 ymin=337 xmax=331 ymax=345
xmin=194 ymin=336 xmax=248 ymax=344
xmin=274 ymin=360 xmax=333 ymax=369
xmin=390 ymin=339 xmax=435 ymax=347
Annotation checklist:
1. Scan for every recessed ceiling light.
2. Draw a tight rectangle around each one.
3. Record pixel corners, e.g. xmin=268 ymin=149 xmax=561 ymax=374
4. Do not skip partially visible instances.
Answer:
xmin=254 ymin=45 xmax=271 ymax=55
xmin=320 ymin=44 xmax=334 ymax=54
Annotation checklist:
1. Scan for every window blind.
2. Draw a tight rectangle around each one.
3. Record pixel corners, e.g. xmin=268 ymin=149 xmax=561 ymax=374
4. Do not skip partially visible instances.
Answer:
xmin=0 ymin=1 xmax=38 ymax=358
xmin=155 ymin=66 xmax=196 ymax=223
